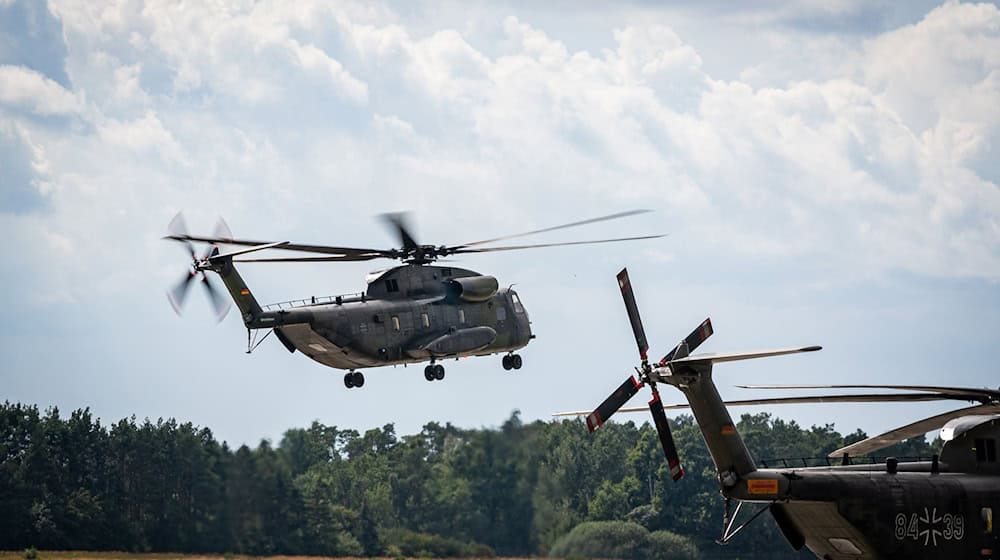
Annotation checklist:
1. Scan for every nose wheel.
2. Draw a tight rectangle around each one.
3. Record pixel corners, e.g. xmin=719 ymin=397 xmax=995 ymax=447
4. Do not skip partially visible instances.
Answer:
xmin=502 ymin=354 xmax=523 ymax=370
xmin=424 ymin=364 xmax=445 ymax=381
xmin=344 ymin=370 xmax=365 ymax=388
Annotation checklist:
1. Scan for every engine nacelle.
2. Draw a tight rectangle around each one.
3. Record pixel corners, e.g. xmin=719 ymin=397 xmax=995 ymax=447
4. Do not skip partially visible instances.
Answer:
xmin=445 ymin=275 xmax=499 ymax=302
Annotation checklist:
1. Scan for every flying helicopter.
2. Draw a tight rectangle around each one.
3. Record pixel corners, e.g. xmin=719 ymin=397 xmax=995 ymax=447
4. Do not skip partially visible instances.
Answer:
xmin=164 ymin=211 xmax=662 ymax=389
xmin=556 ymin=268 xmax=999 ymax=559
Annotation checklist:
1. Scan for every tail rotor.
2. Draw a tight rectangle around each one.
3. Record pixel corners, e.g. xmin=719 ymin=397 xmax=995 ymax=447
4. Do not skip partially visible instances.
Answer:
xmin=584 ymin=268 xmax=715 ymax=483
xmin=165 ymin=212 xmax=231 ymax=322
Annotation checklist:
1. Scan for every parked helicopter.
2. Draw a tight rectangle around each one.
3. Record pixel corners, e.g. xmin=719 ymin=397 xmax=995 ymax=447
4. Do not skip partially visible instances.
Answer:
xmin=165 ymin=211 xmax=661 ymax=389
xmin=556 ymin=268 xmax=999 ymax=559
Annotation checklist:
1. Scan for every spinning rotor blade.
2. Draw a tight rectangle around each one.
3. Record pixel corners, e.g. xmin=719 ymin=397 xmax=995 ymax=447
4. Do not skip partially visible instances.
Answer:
xmin=660 ymin=318 xmax=713 ymax=364
xmin=167 ymin=271 xmax=197 ymax=315
xmin=457 ymin=209 xmax=654 ymax=248
xmin=164 ymin=234 xmax=393 ymax=257
xmin=616 ymin=268 xmax=649 ymax=361
xmin=649 ymin=392 xmax=684 ymax=481
xmin=450 ymin=235 xmax=665 ymax=256
xmin=381 ymin=212 xmax=420 ymax=250
xmin=234 ymin=254 xmax=385 ymax=263
xmin=829 ymin=403 xmax=1000 ymax=458
xmin=586 ymin=376 xmax=642 ymax=432
xmin=201 ymin=275 xmax=231 ymax=322
xmin=167 ymin=212 xmax=197 ymax=259
xmin=213 ymin=216 xmax=233 ymax=241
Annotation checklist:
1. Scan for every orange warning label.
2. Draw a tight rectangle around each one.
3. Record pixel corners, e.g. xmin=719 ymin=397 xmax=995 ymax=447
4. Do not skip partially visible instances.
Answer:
xmin=747 ymin=479 xmax=779 ymax=494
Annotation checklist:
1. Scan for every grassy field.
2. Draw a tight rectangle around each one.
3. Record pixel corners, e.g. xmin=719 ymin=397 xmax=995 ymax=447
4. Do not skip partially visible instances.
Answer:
xmin=0 ymin=553 xmax=529 ymax=560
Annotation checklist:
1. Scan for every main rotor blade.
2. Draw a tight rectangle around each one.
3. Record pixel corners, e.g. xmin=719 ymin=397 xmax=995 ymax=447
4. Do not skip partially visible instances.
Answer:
xmin=164 ymin=234 xmax=392 ymax=257
xmin=457 ymin=209 xmax=654 ymax=248
xmin=553 ymin=392 xmax=964 ymax=417
xmin=617 ymin=268 xmax=649 ymax=361
xmin=450 ymin=235 xmax=665 ymax=255
xmin=167 ymin=271 xmax=196 ymax=315
xmin=738 ymin=384 xmax=1000 ymax=402
xmin=202 ymin=275 xmax=231 ymax=322
xmin=233 ymin=254 xmax=386 ymax=263
xmin=380 ymin=212 xmax=420 ymax=250
xmin=828 ymin=403 xmax=1000 ymax=458
xmin=586 ymin=376 xmax=642 ymax=432
xmin=660 ymin=318 xmax=714 ymax=364
xmin=649 ymin=392 xmax=684 ymax=481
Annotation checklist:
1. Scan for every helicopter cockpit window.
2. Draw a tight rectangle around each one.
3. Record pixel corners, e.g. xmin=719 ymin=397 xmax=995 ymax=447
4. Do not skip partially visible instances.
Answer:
xmin=385 ymin=279 xmax=399 ymax=293
xmin=511 ymin=293 xmax=524 ymax=313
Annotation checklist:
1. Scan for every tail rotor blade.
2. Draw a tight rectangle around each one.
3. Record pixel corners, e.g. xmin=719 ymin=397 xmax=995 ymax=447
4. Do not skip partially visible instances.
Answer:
xmin=660 ymin=318 xmax=714 ymax=365
xmin=586 ymin=376 xmax=642 ymax=432
xmin=617 ymin=268 xmax=649 ymax=361
xmin=168 ymin=212 xmax=197 ymax=259
xmin=168 ymin=271 xmax=197 ymax=315
xmin=649 ymin=392 xmax=684 ymax=481
xmin=213 ymin=216 xmax=233 ymax=241
xmin=201 ymin=275 xmax=231 ymax=322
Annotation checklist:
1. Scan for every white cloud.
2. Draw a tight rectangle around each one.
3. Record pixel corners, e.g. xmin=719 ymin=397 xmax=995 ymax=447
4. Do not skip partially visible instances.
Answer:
xmin=0 ymin=64 xmax=80 ymax=115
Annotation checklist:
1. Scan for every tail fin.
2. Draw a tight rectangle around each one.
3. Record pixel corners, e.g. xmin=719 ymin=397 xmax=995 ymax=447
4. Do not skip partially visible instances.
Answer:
xmin=211 ymin=256 xmax=262 ymax=325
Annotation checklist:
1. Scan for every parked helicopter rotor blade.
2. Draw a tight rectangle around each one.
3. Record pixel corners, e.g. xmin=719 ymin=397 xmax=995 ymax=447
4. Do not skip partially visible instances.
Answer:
xmin=167 ymin=270 xmax=197 ymax=315
xmin=456 ymin=209 xmax=654 ymax=248
xmin=553 ymin=391 xmax=974 ymax=417
xmin=616 ymin=268 xmax=649 ymax=362
xmin=449 ymin=235 xmax=665 ymax=256
xmin=201 ymin=274 xmax=231 ymax=322
xmin=659 ymin=318 xmax=714 ymax=364
xmin=586 ymin=376 xmax=643 ymax=432
xmin=738 ymin=384 xmax=1000 ymax=402
xmin=649 ymin=391 xmax=684 ymax=481
xmin=829 ymin=403 xmax=1000 ymax=458
xmin=380 ymin=212 xmax=420 ymax=250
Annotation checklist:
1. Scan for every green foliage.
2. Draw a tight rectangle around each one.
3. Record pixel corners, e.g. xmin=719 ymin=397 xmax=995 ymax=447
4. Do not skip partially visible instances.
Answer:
xmin=22 ymin=547 xmax=38 ymax=560
xmin=549 ymin=520 xmax=650 ymax=559
xmin=0 ymin=402 xmax=895 ymax=558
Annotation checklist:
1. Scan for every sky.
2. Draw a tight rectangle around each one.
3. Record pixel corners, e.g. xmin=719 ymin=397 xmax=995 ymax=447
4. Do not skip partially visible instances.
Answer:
xmin=1 ymin=0 xmax=998 ymax=450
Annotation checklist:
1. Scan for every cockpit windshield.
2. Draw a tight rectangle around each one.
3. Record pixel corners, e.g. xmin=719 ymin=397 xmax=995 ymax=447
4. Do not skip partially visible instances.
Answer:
xmin=511 ymin=292 xmax=524 ymax=313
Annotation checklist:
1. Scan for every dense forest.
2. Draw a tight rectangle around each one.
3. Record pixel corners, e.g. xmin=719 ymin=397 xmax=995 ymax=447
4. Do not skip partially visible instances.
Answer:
xmin=0 ymin=402 xmax=936 ymax=558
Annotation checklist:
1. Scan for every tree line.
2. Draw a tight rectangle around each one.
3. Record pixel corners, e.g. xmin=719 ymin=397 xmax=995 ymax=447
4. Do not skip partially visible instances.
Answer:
xmin=0 ymin=402 xmax=935 ymax=558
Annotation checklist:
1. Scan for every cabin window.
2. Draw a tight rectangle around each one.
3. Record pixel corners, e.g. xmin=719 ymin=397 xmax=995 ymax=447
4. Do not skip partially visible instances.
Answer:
xmin=458 ymin=309 xmax=465 ymax=324
xmin=391 ymin=316 xmax=400 ymax=331
xmin=974 ymin=438 xmax=997 ymax=462
xmin=984 ymin=508 xmax=994 ymax=534
xmin=496 ymin=306 xmax=507 ymax=321
xmin=511 ymin=293 xmax=524 ymax=313
xmin=421 ymin=313 xmax=430 ymax=328
xmin=385 ymin=279 xmax=399 ymax=293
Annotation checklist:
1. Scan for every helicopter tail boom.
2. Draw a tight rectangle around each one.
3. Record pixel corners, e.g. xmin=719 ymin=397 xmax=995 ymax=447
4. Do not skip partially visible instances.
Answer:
xmin=208 ymin=257 xmax=263 ymax=326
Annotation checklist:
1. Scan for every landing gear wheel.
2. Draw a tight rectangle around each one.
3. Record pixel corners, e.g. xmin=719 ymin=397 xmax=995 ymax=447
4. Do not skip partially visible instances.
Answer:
xmin=433 ymin=364 xmax=445 ymax=380
xmin=511 ymin=354 xmax=523 ymax=370
xmin=352 ymin=370 xmax=365 ymax=387
xmin=344 ymin=372 xmax=355 ymax=388
xmin=502 ymin=355 xmax=513 ymax=370
xmin=424 ymin=365 xmax=435 ymax=381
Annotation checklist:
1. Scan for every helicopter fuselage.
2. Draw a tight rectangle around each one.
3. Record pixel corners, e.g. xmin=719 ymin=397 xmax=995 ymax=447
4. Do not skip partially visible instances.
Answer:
xmin=230 ymin=264 xmax=533 ymax=372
